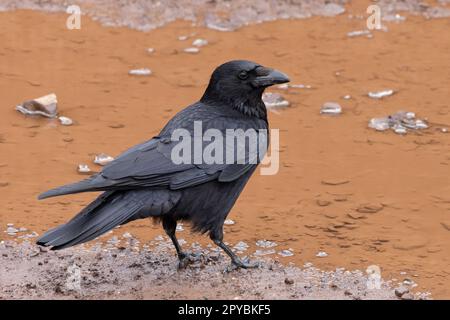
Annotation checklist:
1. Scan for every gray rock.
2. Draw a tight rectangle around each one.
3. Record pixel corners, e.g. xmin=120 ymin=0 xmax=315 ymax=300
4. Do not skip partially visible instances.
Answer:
xmin=15 ymin=93 xmax=58 ymax=118
xmin=400 ymin=293 xmax=414 ymax=300
xmin=94 ymin=153 xmax=114 ymax=166
xmin=77 ymin=164 xmax=92 ymax=175
xmin=262 ymin=92 xmax=290 ymax=109
xmin=284 ymin=278 xmax=294 ymax=285
xmin=6 ymin=227 xmax=19 ymax=234
xmin=254 ymin=249 xmax=276 ymax=256
xmin=394 ymin=285 xmax=409 ymax=298
xmin=192 ymin=38 xmax=208 ymax=47
xmin=256 ymin=240 xmax=277 ymax=248
xmin=58 ymin=116 xmax=73 ymax=126
xmin=368 ymin=89 xmax=394 ymax=99
xmin=278 ymin=249 xmax=294 ymax=257
xmin=320 ymin=102 xmax=342 ymax=115
xmin=369 ymin=111 xmax=429 ymax=135
xmin=233 ymin=241 xmax=249 ymax=252
xmin=224 ymin=219 xmax=235 ymax=225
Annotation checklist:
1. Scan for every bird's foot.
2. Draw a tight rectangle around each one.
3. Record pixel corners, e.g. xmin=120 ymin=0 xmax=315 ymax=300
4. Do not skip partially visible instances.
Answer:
xmin=225 ymin=257 xmax=260 ymax=272
xmin=177 ymin=252 xmax=202 ymax=270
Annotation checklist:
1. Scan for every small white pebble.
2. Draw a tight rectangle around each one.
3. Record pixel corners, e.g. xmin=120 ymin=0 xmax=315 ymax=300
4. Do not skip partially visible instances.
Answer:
xmin=58 ymin=116 xmax=73 ymax=126
xmin=128 ymin=68 xmax=152 ymax=76
xmin=192 ymin=38 xmax=208 ymax=47
xmin=320 ymin=102 xmax=342 ymax=115
xmin=183 ymin=47 xmax=200 ymax=54
xmin=256 ymin=239 xmax=277 ymax=248
xmin=278 ymin=249 xmax=294 ymax=257
xmin=6 ymin=226 xmax=18 ymax=234
xmin=77 ymin=164 xmax=92 ymax=174
xmin=94 ymin=153 xmax=114 ymax=166
xmin=368 ymin=89 xmax=394 ymax=99
xmin=405 ymin=112 xmax=415 ymax=119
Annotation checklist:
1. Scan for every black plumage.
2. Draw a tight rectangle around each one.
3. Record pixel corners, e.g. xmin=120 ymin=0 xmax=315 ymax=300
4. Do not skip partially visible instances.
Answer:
xmin=37 ymin=60 xmax=289 ymax=268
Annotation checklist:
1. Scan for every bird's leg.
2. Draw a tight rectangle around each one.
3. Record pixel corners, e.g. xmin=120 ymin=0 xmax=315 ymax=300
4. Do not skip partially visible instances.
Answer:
xmin=162 ymin=217 xmax=190 ymax=269
xmin=162 ymin=218 xmax=184 ymax=258
xmin=210 ymin=229 xmax=259 ymax=269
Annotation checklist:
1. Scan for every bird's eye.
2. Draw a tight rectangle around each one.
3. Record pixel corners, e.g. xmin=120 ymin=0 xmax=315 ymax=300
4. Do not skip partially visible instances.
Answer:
xmin=238 ymin=70 xmax=249 ymax=80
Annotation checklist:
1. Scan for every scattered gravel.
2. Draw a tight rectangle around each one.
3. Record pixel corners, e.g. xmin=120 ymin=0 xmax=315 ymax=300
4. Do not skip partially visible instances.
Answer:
xmin=256 ymin=240 xmax=277 ymax=248
xmin=0 ymin=240 xmax=410 ymax=299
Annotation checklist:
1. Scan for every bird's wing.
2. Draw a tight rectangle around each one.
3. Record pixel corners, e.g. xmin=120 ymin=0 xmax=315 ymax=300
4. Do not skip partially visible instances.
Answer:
xmin=103 ymin=116 xmax=267 ymax=187
xmin=39 ymin=115 xmax=268 ymax=199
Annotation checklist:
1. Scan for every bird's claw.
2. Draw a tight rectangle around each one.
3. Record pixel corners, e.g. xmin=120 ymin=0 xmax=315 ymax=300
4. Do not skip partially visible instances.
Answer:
xmin=177 ymin=252 xmax=202 ymax=270
xmin=225 ymin=257 xmax=260 ymax=272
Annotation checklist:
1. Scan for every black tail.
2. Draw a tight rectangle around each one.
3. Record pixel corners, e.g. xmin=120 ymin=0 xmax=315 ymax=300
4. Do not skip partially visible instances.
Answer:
xmin=37 ymin=189 xmax=179 ymax=250
xmin=38 ymin=175 xmax=115 ymax=200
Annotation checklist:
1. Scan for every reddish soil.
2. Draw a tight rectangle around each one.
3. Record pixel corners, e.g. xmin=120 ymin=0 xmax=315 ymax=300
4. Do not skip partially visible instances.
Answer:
xmin=0 ymin=3 xmax=449 ymax=298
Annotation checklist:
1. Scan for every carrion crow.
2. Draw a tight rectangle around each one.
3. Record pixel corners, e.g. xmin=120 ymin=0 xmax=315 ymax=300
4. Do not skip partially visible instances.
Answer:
xmin=37 ymin=60 xmax=289 ymax=268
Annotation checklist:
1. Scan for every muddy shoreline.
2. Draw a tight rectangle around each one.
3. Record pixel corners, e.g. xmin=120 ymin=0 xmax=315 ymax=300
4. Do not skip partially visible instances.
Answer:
xmin=1 ymin=0 xmax=450 ymax=32
xmin=1 ymin=0 xmax=450 ymax=299
xmin=1 ymin=240 xmax=411 ymax=300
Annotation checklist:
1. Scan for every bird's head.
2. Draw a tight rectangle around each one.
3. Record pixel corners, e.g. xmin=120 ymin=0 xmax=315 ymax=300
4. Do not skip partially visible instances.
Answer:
xmin=201 ymin=60 xmax=290 ymax=118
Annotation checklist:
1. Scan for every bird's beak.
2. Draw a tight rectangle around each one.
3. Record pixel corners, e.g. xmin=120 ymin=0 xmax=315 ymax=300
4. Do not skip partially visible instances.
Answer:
xmin=252 ymin=66 xmax=290 ymax=87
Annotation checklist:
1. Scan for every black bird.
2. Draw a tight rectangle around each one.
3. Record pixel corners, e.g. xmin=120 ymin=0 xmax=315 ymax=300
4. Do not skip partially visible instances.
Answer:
xmin=37 ymin=60 xmax=289 ymax=268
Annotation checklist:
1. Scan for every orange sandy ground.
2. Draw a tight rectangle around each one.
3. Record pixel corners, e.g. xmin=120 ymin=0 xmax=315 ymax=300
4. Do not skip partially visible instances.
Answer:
xmin=0 ymin=8 xmax=449 ymax=298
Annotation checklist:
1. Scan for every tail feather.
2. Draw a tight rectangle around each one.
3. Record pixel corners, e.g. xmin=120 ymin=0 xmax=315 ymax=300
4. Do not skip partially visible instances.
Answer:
xmin=36 ymin=191 xmax=113 ymax=245
xmin=38 ymin=175 xmax=114 ymax=200
xmin=37 ymin=189 xmax=179 ymax=250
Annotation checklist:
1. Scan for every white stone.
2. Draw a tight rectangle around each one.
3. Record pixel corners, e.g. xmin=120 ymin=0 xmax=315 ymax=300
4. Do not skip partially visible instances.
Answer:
xmin=16 ymin=93 xmax=58 ymax=118
xmin=183 ymin=47 xmax=200 ymax=54
xmin=192 ymin=38 xmax=208 ymax=47
xmin=77 ymin=164 xmax=92 ymax=174
xmin=94 ymin=153 xmax=114 ymax=166
xmin=128 ymin=68 xmax=152 ymax=76
xmin=58 ymin=116 xmax=73 ymax=126
xmin=368 ymin=89 xmax=394 ymax=99
xmin=320 ymin=102 xmax=342 ymax=115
